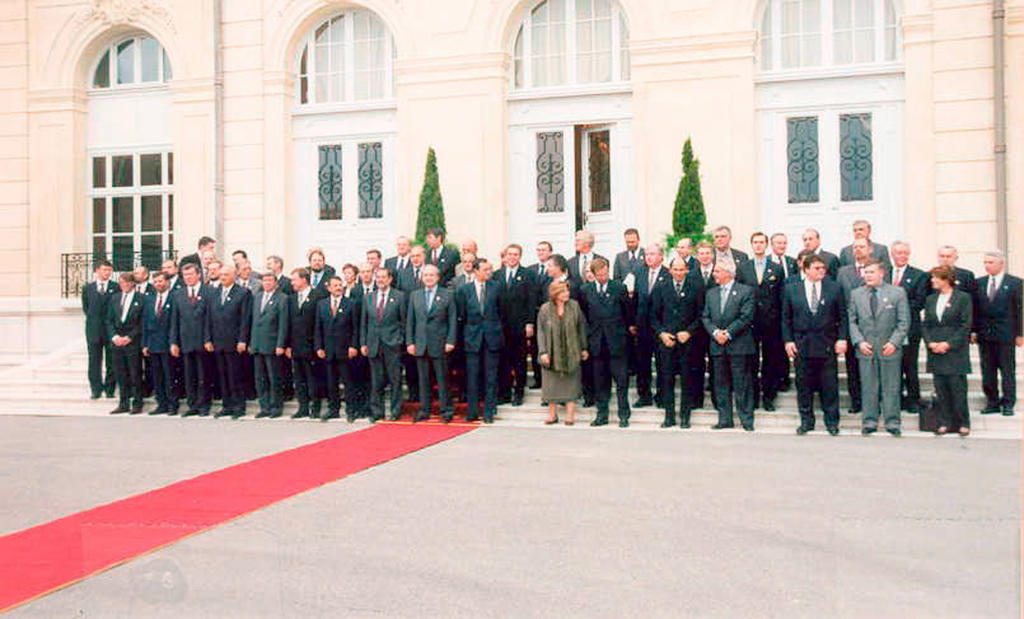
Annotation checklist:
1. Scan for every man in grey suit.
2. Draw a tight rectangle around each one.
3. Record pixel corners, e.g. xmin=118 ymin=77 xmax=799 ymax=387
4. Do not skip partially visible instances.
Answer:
xmin=702 ymin=263 xmax=757 ymax=431
xmin=360 ymin=267 xmax=407 ymax=422
xmin=406 ymin=265 xmax=458 ymax=422
xmin=250 ymin=272 xmax=289 ymax=418
xmin=847 ymin=260 xmax=910 ymax=436
xmin=839 ymin=220 xmax=891 ymax=268
xmin=836 ymin=237 xmax=875 ymax=414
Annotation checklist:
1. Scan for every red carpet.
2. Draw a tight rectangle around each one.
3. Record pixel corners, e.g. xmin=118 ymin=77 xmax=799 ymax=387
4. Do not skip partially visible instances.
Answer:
xmin=0 ymin=423 xmax=475 ymax=612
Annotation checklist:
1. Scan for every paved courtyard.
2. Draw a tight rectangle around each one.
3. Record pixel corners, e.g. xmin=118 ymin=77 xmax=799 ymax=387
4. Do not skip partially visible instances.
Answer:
xmin=1 ymin=416 xmax=1020 ymax=618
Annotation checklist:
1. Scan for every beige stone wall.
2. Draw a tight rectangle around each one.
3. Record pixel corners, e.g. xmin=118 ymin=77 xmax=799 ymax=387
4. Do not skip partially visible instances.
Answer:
xmin=0 ymin=0 xmax=1020 ymax=309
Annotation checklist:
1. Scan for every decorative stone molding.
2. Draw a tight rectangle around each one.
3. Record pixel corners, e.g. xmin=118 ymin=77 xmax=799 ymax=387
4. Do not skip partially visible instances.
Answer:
xmin=73 ymin=0 xmax=176 ymax=34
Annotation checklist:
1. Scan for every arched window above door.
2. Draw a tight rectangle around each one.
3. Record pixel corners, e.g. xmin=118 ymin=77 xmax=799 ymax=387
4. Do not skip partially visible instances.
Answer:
xmin=511 ymin=0 xmax=630 ymax=91
xmin=296 ymin=9 xmax=396 ymax=105
xmin=758 ymin=0 xmax=901 ymax=73
xmin=91 ymin=35 xmax=172 ymax=89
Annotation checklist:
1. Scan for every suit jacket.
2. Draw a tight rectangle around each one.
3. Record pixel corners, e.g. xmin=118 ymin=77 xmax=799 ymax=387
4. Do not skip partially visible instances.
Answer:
xmin=82 ymin=279 xmax=118 ymax=343
xmin=702 ymin=282 xmax=756 ymax=356
xmin=769 ymin=254 xmax=799 ymax=281
xmin=735 ymin=258 xmax=785 ymax=332
xmin=818 ymin=250 xmax=841 ymax=280
xmin=713 ymin=248 xmax=749 ymax=267
xmin=384 ymin=254 xmax=413 ymax=276
xmin=426 ymin=245 xmax=459 ymax=286
xmin=836 ymin=264 xmax=865 ymax=304
xmin=923 ymin=290 xmax=973 ymax=375
xmin=396 ymin=264 xmax=427 ymax=293
xmin=457 ymin=280 xmax=505 ymax=353
xmin=567 ymin=253 xmax=607 ymax=286
xmin=308 ymin=265 xmax=337 ymax=297
xmin=613 ymin=248 xmax=645 ymax=281
xmin=250 ymin=289 xmax=289 ymax=354
xmin=179 ymin=252 xmax=201 ymax=268
xmin=287 ymin=291 xmax=319 ymax=358
xmin=633 ymin=265 xmax=672 ymax=333
xmin=105 ymin=291 xmax=144 ymax=346
xmin=135 ymin=283 xmax=156 ymax=297
xmin=360 ymin=287 xmax=407 ymax=356
xmin=781 ymin=279 xmax=847 ymax=358
xmin=169 ymin=285 xmax=212 ymax=353
xmin=406 ymin=286 xmax=458 ymax=357
xmin=206 ymin=285 xmax=253 ymax=351
xmin=974 ymin=274 xmax=1023 ymax=342
xmin=448 ymin=270 xmax=476 ymax=292
xmin=650 ymin=279 xmax=702 ymax=342
xmin=953 ymin=266 xmax=979 ymax=317
xmin=314 ymin=295 xmax=359 ymax=360
xmin=580 ymin=279 xmax=633 ymax=357
xmin=692 ymin=264 xmax=717 ymax=291
xmin=353 ymin=281 xmax=376 ymax=300
xmin=840 ymin=242 xmax=891 ymax=268
xmin=494 ymin=266 xmax=537 ymax=329
xmin=274 ymin=275 xmax=293 ymax=296
xmin=142 ymin=291 xmax=175 ymax=353
xmin=890 ymin=265 xmax=930 ymax=338
xmin=847 ymin=283 xmax=910 ymax=352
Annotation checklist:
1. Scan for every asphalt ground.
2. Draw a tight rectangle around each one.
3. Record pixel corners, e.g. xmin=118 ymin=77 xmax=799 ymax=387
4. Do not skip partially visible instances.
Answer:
xmin=1 ymin=416 xmax=1020 ymax=618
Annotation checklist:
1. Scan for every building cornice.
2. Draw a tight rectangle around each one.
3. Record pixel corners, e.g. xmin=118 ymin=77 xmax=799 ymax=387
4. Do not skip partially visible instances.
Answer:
xmin=27 ymin=88 xmax=87 ymax=113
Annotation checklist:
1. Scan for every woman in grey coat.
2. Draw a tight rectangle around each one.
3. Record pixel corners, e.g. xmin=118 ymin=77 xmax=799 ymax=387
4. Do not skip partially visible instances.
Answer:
xmin=923 ymin=265 xmax=973 ymax=436
xmin=537 ymin=281 xmax=588 ymax=425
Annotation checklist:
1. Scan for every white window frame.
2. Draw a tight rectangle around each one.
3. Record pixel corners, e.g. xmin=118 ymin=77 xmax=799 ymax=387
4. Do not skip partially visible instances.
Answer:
xmin=511 ymin=0 xmax=630 ymax=93
xmin=89 ymin=35 xmax=172 ymax=92
xmin=313 ymin=139 xmax=387 ymax=221
xmin=296 ymin=9 xmax=396 ymax=107
xmin=757 ymin=0 xmax=901 ymax=78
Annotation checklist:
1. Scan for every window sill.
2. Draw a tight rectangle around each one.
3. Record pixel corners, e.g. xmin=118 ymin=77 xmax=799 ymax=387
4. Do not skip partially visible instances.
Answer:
xmin=508 ymin=82 xmax=633 ymax=101
xmin=292 ymin=99 xmax=398 ymax=116
xmin=87 ymin=83 xmax=171 ymax=97
xmin=755 ymin=62 xmax=904 ymax=84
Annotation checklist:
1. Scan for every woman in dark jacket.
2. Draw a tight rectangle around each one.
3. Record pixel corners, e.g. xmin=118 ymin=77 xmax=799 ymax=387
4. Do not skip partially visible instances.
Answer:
xmin=922 ymin=265 xmax=973 ymax=436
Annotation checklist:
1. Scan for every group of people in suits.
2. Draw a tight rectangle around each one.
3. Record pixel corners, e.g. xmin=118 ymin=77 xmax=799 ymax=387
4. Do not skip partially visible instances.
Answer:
xmin=82 ymin=220 xmax=1022 ymax=435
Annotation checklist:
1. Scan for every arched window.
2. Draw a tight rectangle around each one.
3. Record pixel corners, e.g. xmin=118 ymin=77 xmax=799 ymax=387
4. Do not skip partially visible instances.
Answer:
xmin=511 ymin=0 xmax=630 ymax=90
xmin=297 ymin=10 xmax=396 ymax=105
xmin=91 ymin=35 xmax=172 ymax=89
xmin=758 ymin=0 xmax=900 ymax=72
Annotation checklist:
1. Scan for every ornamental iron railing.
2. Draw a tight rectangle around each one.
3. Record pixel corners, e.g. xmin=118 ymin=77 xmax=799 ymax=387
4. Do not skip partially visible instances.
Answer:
xmin=61 ymin=250 xmax=178 ymax=298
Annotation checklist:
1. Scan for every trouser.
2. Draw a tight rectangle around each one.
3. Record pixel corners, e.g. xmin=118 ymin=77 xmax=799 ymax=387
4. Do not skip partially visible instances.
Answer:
xmin=633 ymin=329 xmax=656 ymax=401
xmin=687 ymin=331 xmax=713 ymax=409
xmin=466 ymin=349 xmax=500 ymax=420
xmin=934 ymin=373 xmax=970 ymax=429
xmin=203 ymin=351 xmax=219 ymax=401
xmin=281 ymin=354 xmax=295 ymax=400
xmin=858 ymin=350 xmax=902 ymax=430
xmin=528 ymin=334 xmax=542 ymax=387
xmin=182 ymin=350 xmax=210 ymax=412
xmin=845 ymin=350 xmax=862 ymax=410
xmin=292 ymin=356 xmax=320 ymax=410
xmin=900 ymin=331 xmax=922 ymax=408
xmin=369 ymin=345 xmax=404 ymax=419
xmin=500 ymin=327 xmax=529 ymax=400
xmin=656 ymin=342 xmax=691 ymax=420
xmin=242 ymin=351 xmax=257 ymax=400
xmin=141 ymin=353 xmax=154 ymax=397
xmin=402 ymin=352 xmax=419 ymax=402
xmin=149 ymin=352 xmax=179 ymax=411
xmin=417 ymin=354 xmax=451 ymax=415
xmin=795 ymin=354 xmax=840 ymax=429
xmin=592 ymin=347 xmax=630 ymax=420
xmin=215 ymin=350 xmax=246 ymax=412
xmin=87 ymin=339 xmax=116 ymax=396
xmin=752 ymin=327 xmax=783 ymax=405
xmin=111 ymin=343 xmax=142 ymax=408
xmin=712 ymin=353 xmax=754 ymax=427
xmin=980 ymin=341 xmax=1016 ymax=409
xmin=254 ymin=353 xmax=283 ymax=414
xmin=324 ymin=357 xmax=351 ymax=413
xmin=348 ymin=355 xmax=370 ymax=415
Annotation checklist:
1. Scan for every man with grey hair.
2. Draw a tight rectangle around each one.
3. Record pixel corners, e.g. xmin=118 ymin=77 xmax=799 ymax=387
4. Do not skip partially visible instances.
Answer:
xmin=385 ymin=236 xmax=413 ymax=274
xmin=632 ymin=242 xmax=671 ymax=408
xmin=568 ymin=229 xmax=605 ymax=288
xmin=840 ymin=220 xmax=890 ymax=268
xmin=702 ymin=261 xmax=756 ymax=430
xmin=889 ymin=240 xmax=930 ymax=413
xmin=712 ymin=225 xmax=749 ymax=270
xmin=406 ymin=263 xmax=458 ymax=422
xmin=848 ymin=260 xmax=910 ymax=436
xmin=801 ymin=228 xmax=840 ymax=279
xmin=265 ymin=255 xmax=292 ymax=295
xmin=936 ymin=245 xmax=979 ymax=309
xmin=974 ymin=249 xmax=1022 ymax=415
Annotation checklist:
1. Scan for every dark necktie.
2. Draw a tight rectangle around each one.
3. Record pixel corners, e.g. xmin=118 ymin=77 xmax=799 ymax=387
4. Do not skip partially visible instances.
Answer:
xmin=331 ymin=297 xmax=338 ymax=317
xmin=507 ymin=270 xmax=513 ymax=286
xmin=870 ymin=288 xmax=878 ymax=317
xmin=155 ymin=294 xmax=163 ymax=317
xmin=989 ymin=278 xmax=997 ymax=302
xmin=675 ymin=281 xmax=682 ymax=295
xmin=415 ymin=267 xmax=420 ymax=281
xmin=810 ymin=283 xmax=819 ymax=314
xmin=121 ymin=294 xmax=129 ymax=318
xmin=376 ymin=292 xmax=386 ymax=321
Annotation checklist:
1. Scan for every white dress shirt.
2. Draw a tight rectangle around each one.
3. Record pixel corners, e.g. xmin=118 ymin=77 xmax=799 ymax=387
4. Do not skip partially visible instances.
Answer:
xmin=936 ymin=292 xmax=952 ymax=321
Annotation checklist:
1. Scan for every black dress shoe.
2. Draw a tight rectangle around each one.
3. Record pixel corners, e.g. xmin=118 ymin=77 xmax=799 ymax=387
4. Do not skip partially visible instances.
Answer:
xmin=796 ymin=426 xmax=809 ymax=435
xmin=90 ymin=393 xmax=101 ymax=400
xmin=109 ymin=406 xmax=129 ymax=415
xmin=268 ymin=411 xmax=282 ymax=418
xmin=230 ymin=410 xmax=246 ymax=419
xmin=981 ymin=406 xmax=1001 ymax=415
xmin=483 ymin=416 xmax=494 ymax=424
xmin=464 ymin=415 xmax=478 ymax=423
xmin=861 ymin=427 xmax=876 ymax=435
xmin=887 ymin=428 xmax=902 ymax=437
xmin=387 ymin=412 xmax=401 ymax=421
xmin=633 ymin=397 xmax=653 ymax=408
xmin=346 ymin=412 xmax=356 ymax=423
xmin=590 ymin=417 xmax=608 ymax=427
xmin=255 ymin=411 xmax=270 ymax=418
xmin=849 ymin=407 xmax=862 ymax=415
xmin=148 ymin=408 xmax=165 ymax=416
xmin=166 ymin=409 xmax=179 ymax=416
xmin=529 ymin=381 xmax=541 ymax=390
xmin=660 ymin=416 xmax=676 ymax=428
xmin=763 ymin=400 xmax=776 ymax=412
xmin=213 ymin=409 xmax=231 ymax=418
xmin=619 ymin=418 xmax=630 ymax=428
xmin=291 ymin=409 xmax=310 ymax=419
xmin=181 ymin=409 xmax=199 ymax=417
xmin=105 ymin=391 xmax=116 ymax=399
xmin=321 ymin=411 xmax=340 ymax=422
xmin=198 ymin=411 xmax=211 ymax=417
xmin=711 ymin=423 xmax=734 ymax=430
xmin=905 ymin=405 xmax=919 ymax=414
xmin=742 ymin=424 xmax=754 ymax=432
xmin=1002 ymin=405 xmax=1015 ymax=416
xmin=827 ymin=426 xmax=840 ymax=436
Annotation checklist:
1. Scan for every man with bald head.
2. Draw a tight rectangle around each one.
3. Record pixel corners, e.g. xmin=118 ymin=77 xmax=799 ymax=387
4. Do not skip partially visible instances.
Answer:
xmin=974 ymin=250 xmax=1022 ymax=416
xmin=702 ymin=261 xmax=756 ymax=430
xmin=889 ymin=240 xmax=929 ymax=413
xmin=835 ymin=237 xmax=873 ymax=414
xmin=801 ymin=228 xmax=840 ymax=279
xmin=631 ymin=243 xmax=671 ymax=408
xmin=839 ymin=220 xmax=890 ymax=268
xmin=205 ymin=263 xmax=253 ymax=418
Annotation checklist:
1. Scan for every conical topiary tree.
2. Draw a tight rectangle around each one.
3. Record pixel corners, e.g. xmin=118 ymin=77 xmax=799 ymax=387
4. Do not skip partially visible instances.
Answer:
xmin=414 ymin=147 xmax=447 ymax=245
xmin=667 ymin=137 xmax=710 ymax=247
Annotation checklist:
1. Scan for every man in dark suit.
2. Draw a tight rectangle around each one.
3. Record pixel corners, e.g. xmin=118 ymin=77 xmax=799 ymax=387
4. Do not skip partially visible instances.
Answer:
xmin=142 ymin=272 xmax=178 ymax=415
xmin=769 ymin=233 xmax=799 ymax=281
xmin=83 ymin=259 xmax=117 ymax=399
xmin=265 ymin=255 xmax=293 ymax=296
xmin=889 ymin=241 xmax=930 ymax=413
xmin=406 ymin=264 xmax=458 ymax=422
xmin=839 ymin=220 xmax=891 ymax=268
xmin=395 ymin=245 xmax=427 ymax=292
xmin=360 ymin=267 xmax=407 ymax=422
xmin=132 ymin=266 xmax=156 ymax=296
xmin=494 ymin=244 xmax=536 ymax=406
xmin=170 ymin=263 xmax=212 ymax=416
xmin=613 ymin=228 xmax=645 ymax=281
xmin=688 ymin=242 xmax=717 ymax=408
xmin=106 ymin=272 xmax=145 ymax=414
xmin=672 ymin=238 xmax=700 ymax=273
xmin=161 ymin=258 xmax=184 ymax=291
xmin=975 ymin=250 xmax=1023 ymax=415
xmin=250 ymin=272 xmax=289 ymax=418
xmin=425 ymin=228 xmax=459 ymax=287
xmin=384 ymin=236 xmax=413 ymax=275
xmin=567 ymin=229 xmax=606 ymax=287
xmin=287 ymin=268 xmax=322 ymax=419
xmin=631 ymin=243 xmax=671 ymax=408
xmin=801 ymin=228 xmax=840 ymax=279
xmin=179 ymin=236 xmax=217 ymax=271
xmin=457 ymin=258 xmax=505 ymax=423
xmin=651 ymin=257 xmax=702 ymax=429
xmin=937 ymin=245 xmax=980 ymax=312
xmin=526 ymin=241 xmax=554 ymax=389
xmin=702 ymin=263 xmax=756 ymax=431
xmin=581 ymin=257 xmax=633 ymax=427
xmin=736 ymin=233 xmax=786 ymax=411
xmin=315 ymin=276 xmax=360 ymax=422
xmin=205 ymin=264 xmax=252 ymax=419
xmin=711 ymin=225 xmax=749 ymax=269
xmin=307 ymin=248 xmax=336 ymax=299
xmin=836 ymin=237 xmax=874 ymax=414
xmin=782 ymin=254 xmax=848 ymax=435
